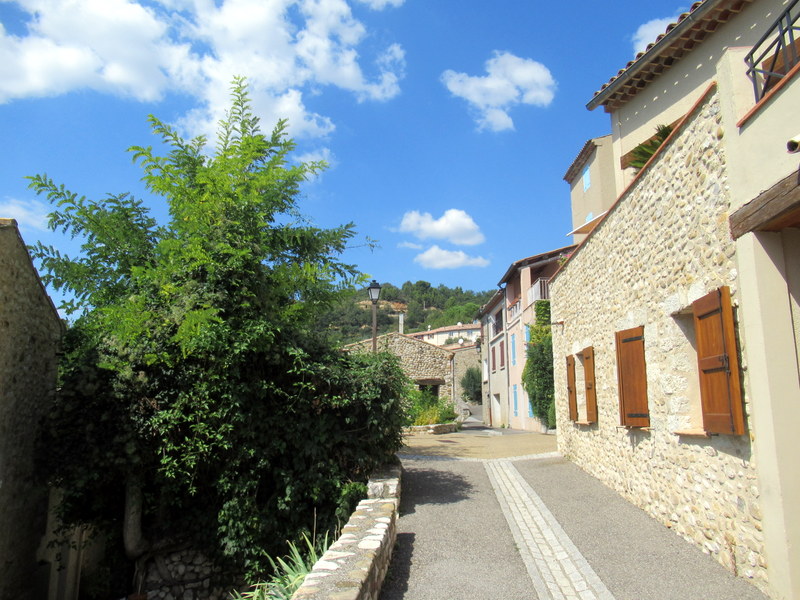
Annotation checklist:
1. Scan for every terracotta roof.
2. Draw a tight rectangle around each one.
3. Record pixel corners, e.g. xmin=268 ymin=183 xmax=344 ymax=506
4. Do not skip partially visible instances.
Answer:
xmin=588 ymin=0 xmax=753 ymax=111
xmin=563 ymin=134 xmax=612 ymax=182
xmin=497 ymin=244 xmax=577 ymax=286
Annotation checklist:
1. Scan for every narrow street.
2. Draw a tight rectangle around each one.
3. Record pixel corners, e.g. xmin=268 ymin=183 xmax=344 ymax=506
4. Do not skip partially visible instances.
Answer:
xmin=380 ymin=425 xmax=770 ymax=600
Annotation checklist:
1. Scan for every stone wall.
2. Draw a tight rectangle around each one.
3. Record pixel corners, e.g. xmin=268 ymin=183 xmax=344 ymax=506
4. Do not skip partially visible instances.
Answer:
xmin=550 ymin=89 xmax=767 ymax=591
xmin=0 ymin=220 xmax=63 ymax=600
xmin=349 ymin=333 xmax=454 ymax=402
xmin=452 ymin=343 xmax=480 ymax=415
xmin=292 ymin=464 xmax=401 ymax=600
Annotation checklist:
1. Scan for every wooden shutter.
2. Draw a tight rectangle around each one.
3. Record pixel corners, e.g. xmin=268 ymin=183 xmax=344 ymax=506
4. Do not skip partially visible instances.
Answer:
xmin=692 ymin=286 xmax=744 ymax=434
xmin=491 ymin=346 xmax=496 ymax=371
xmin=582 ymin=346 xmax=598 ymax=423
xmin=615 ymin=326 xmax=649 ymax=427
xmin=566 ymin=355 xmax=578 ymax=421
xmin=500 ymin=341 xmax=505 ymax=368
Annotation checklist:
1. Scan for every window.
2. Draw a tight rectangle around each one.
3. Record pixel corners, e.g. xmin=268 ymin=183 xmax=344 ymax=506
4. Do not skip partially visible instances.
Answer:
xmin=513 ymin=384 xmax=518 ymax=417
xmin=500 ymin=340 xmax=505 ymax=369
xmin=566 ymin=347 xmax=598 ymax=424
xmin=580 ymin=346 xmax=598 ymax=424
xmin=566 ymin=355 xmax=578 ymax=421
xmin=582 ymin=165 xmax=591 ymax=191
xmin=493 ymin=309 xmax=503 ymax=337
xmin=615 ymin=326 xmax=649 ymax=427
xmin=511 ymin=334 xmax=517 ymax=366
xmin=692 ymin=286 xmax=745 ymax=435
xmin=491 ymin=346 xmax=496 ymax=372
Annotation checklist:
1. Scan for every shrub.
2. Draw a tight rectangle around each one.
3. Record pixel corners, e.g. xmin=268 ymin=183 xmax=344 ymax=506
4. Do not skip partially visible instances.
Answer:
xmin=405 ymin=388 xmax=457 ymax=425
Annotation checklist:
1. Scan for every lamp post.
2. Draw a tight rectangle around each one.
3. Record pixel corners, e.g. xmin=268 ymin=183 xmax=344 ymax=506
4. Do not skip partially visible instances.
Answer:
xmin=367 ymin=280 xmax=382 ymax=352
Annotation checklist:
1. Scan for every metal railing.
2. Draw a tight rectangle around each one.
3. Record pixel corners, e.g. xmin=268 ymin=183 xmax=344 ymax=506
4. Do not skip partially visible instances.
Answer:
xmin=744 ymin=0 xmax=800 ymax=101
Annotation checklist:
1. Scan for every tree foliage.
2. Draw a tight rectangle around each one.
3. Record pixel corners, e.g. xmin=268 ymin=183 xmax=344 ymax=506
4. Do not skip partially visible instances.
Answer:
xmin=521 ymin=300 xmax=554 ymax=422
xmin=460 ymin=366 xmax=482 ymax=404
xmin=32 ymin=78 xmax=408 ymax=586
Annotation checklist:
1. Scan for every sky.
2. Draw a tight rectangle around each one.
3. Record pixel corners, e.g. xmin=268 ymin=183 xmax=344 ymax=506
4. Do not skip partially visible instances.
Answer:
xmin=0 ymin=0 xmax=690 ymax=305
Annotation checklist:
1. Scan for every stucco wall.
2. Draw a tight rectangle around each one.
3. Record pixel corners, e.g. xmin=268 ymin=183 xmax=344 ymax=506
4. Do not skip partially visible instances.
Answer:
xmin=0 ymin=221 xmax=63 ymax=600
xmin=349 ymin=333 xmax=454 ymax=402
xmin=550 ymin=90 xmax=768 ymax=591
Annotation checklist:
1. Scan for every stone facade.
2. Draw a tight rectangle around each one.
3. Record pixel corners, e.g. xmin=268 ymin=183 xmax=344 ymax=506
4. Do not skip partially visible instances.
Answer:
xmin=292 ymin=464 xmax=401 ymax=600
xmin=451 ymin=343 xmax=480 ymax=416
xmin=348 ymin=333 xmax=454 ymax=403
xmin=0 ymin=219 xmax=63 ymax=600
xmin=550 ymin=89 xmax=768 ymax=591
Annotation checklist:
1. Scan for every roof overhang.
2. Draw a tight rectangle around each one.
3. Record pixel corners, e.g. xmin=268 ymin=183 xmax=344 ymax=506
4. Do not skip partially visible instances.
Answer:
xmin=566 ymin=212 xmax=608 ymax=237
xmin=587 ymin=0 xmax=753 ymax=112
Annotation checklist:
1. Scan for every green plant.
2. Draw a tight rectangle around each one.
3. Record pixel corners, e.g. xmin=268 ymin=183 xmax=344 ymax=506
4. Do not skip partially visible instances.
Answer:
xmin=32 ymin=78 xmax=409 ymax=584
xmin=232 ymin=533 xmax=329 ymax=600
xmin=629 ymin=124 xmax=672 ymax=171
xmin=405 ymin=388 xmax=456 ymax=425
xmin=460 ymin=366 xmax=482 ymax=404
xmin=522 ymin=300 xmax=554 ymax=422
xmin=547 ymin=400 xmax=556 ymax=429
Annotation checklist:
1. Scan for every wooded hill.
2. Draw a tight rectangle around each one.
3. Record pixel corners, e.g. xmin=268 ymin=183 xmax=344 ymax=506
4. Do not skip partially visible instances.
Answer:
xmin=319 ymin=281 xmax=495 ymax=345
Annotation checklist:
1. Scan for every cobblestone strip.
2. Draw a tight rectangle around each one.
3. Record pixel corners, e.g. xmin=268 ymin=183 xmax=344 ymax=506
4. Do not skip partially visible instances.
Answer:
xmin=485 ymin=460 xmax=616 ymax=600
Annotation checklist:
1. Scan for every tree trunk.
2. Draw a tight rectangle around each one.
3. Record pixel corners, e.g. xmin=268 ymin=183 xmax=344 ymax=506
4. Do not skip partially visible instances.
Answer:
xmin=123 ymin=474 xmax=150 ymax=560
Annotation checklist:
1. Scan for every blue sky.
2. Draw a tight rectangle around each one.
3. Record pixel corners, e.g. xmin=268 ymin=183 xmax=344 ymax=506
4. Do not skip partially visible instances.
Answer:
xmin=0 ymin=0 xmax=688 ymax=304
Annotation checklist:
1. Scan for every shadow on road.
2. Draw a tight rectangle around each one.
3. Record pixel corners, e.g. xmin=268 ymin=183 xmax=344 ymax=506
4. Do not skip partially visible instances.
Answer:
xmin=379 ymin=532 xmax=414 ymax=600
xmin=398 ymin=463 xmax=473 ymax=515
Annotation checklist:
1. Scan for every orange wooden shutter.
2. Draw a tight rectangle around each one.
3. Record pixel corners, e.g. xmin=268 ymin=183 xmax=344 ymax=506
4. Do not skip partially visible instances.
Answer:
xmin=692 ymin=286 xmax=744 ymax=435
xmin=566 ymin=355 xmax=578 ymax=421
xmin=582 ymin=346 xmax=598 ymax=423
xmin=615 ymin=326 xmax=649 ymax=427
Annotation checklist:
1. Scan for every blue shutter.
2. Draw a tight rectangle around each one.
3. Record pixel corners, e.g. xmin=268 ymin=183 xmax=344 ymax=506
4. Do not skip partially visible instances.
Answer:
xmin=513 ymin=384 xmax=518 ymax=417
xmin=525 ymin=327 xmax=531 ymax=343
xmin=511 ymin=334 xmax=517 ymax=366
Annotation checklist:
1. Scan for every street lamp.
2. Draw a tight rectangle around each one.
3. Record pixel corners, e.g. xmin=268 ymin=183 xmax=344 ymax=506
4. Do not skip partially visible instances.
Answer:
xmin=368 ymin=280 xmax=382 ymax=352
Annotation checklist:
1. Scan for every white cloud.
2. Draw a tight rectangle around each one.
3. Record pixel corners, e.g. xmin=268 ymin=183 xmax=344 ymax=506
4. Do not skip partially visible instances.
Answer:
xmin=398 ymin=241 xmax=422 ymax=250
xmin=0 ymin=197 xmax=50 ymax=231
xmin=398 ymin=209 xmax=485 ymax=246
xmin=441 ymin=51 xmax=555 ymax=132
xmin=0 ymin=0 xmax=406 ymax=141
xmin=354 ymin=0 xmax=403 ymax=8
xmin=414 ymin=246 xmax=489 ymax=269
xmin=632 ymin=15 xmax=682 ymax=55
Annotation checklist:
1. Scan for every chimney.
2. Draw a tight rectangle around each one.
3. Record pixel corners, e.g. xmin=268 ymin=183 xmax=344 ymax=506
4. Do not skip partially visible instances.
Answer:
xmin=399 ymin=312 xmax=404 ymax=334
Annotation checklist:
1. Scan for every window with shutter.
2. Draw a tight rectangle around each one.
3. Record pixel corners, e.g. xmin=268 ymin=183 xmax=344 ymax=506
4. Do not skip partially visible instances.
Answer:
xmin=692 ymin=286 xmax=745 ymax=434
xmin=615 ymin=326 xmax=649 ymax=427
xmin=566 ymin=355 xmax=578 ymax=421
xmin=500 ymin=341 xmax=505 ymax=368
xmin=582 ymin=346 xmax=598 ymax=423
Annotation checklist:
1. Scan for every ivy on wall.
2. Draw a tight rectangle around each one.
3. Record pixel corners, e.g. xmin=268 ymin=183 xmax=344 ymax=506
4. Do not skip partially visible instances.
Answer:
xmin=522 ymin=300 xmax=555 ymax=427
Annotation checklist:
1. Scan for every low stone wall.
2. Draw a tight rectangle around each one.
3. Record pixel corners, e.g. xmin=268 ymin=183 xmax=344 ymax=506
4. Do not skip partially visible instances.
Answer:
xmin=404 ymin=423 xmax=458 ymax=435
xmin=292 ymin=464 xmax=402 ymax=600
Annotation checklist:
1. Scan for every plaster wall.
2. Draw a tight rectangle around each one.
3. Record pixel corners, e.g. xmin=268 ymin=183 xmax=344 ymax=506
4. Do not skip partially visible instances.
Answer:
xmin=568 ymin=136 xmax=617 ymax=243
xmin=609 ymin=0 xmax=791 ymax=192
xmin=551 ymin=90 xmax=768 ymax=592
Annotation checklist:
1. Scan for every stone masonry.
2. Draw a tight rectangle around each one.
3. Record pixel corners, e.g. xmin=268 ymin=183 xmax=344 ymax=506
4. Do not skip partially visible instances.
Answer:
xmin=348 ymin=333 xmax=454 ymax=403
xmin=550 ymin=88 xmax=767 ymax=592
xmin=0 ymin=219 xmax=63 ymax=600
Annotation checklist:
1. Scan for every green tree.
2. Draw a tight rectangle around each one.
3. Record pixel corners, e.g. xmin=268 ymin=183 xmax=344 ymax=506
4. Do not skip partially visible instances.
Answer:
xmin=521 ymin=301 xmax=554 ymax=426
xmin=460 ymin=366 xmax=482 ymax=404
xmin=32 ymin=78 xmax=408 ymax=587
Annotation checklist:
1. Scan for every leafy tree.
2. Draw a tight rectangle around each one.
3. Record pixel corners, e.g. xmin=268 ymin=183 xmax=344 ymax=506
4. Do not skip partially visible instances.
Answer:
xmin=521 ymin=301 xmax=554 ymax=423
xmin=460 ymin=366 xmax=482 ymax=404
xmin=32 ymin=78 xmax=407 ymax=586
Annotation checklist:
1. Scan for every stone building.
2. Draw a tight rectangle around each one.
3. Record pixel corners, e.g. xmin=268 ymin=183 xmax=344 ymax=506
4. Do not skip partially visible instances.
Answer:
xmin=551 ymin=1 xmax=800 ymax=598
xmin=348 ymin=332 xmax=455 ymax=403
xmin=451 ymin=343 xmax=481 ymax=417
xmin=0 ymin=218 xmax=63 ymax=600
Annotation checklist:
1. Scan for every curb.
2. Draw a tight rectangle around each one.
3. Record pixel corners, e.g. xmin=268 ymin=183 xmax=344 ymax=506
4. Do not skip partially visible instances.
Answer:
xmin=291 ymin=464 xmax=402 ymax=600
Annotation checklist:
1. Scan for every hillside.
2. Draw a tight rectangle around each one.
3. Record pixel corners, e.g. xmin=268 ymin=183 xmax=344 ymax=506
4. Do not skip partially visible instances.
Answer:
xmin=319 ymin=281 xmax=494 ymax=345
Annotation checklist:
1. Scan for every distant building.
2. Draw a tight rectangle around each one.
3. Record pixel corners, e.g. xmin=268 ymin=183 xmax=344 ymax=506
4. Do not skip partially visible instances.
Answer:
xmin=407 ymin=322 xmax=480 ymax=347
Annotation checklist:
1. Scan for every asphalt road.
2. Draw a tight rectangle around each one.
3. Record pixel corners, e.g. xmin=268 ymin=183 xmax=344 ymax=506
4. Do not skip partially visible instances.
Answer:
xmin=381 ymin=427 xmax=771 ymax=600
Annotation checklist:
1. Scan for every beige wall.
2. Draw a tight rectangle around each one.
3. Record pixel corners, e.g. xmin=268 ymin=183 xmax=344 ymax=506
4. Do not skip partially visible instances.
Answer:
xmin=567 ymin=135 xmax=617 ymax=243
xmin=551 ymin=89 xmax=770 ymax=592
xmin=609 ymin=0 xmax=792 ymax=191
xmin=0 ymin=221 xmax=63 ymax=600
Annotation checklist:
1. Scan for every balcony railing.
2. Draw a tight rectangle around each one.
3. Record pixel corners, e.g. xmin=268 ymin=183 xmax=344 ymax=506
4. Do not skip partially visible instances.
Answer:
xmin=508 ymin=300 xmax=521 ymax=322
xmin=527 ymin=277 xmax=550 ymax=304
xmin=744 ymin=0 xmax=800 ymax=101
